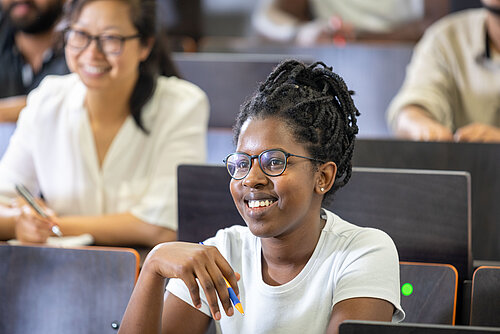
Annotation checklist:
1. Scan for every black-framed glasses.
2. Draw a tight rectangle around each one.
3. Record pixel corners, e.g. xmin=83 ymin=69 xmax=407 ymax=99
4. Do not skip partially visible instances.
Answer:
xmin=64 ymin=28 xmax=141 ymax=55
xmin=224 ymin=148 xmax=325 ymax=180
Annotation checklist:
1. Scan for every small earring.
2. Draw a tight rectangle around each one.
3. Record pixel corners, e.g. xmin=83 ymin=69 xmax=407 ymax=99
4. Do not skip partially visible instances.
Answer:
xmin=320 ymin=187 xmax=325 ymax=192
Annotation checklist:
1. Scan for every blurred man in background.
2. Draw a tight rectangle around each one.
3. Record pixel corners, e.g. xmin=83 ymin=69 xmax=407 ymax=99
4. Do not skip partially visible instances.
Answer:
xmin=387 ymin=0 xmax=500 ymax=142
xmin=0 ymin=0 xmax=68 ymax=122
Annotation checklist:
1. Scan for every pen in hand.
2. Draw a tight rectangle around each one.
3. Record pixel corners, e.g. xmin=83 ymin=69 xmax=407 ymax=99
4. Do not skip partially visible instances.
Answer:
xmin=222 ymin=276 xmax=245 ymax=315
xmin=199 ymin=242 xmax=244 ymax=315
xmin=15 ymin=184 xmax=63 ymax=237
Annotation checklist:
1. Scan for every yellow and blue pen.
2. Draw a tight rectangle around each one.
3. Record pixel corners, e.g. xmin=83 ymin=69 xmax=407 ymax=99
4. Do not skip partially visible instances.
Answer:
xmin=199 ymin=242 xmax=244 ymax=315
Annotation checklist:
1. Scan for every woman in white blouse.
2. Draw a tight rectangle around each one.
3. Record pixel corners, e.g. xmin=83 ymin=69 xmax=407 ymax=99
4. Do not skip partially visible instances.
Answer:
xmin=0 ymin=0 xmax=209 ymax=247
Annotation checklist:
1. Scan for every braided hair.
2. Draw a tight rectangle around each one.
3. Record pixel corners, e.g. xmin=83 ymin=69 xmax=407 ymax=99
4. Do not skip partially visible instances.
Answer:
xmin=233 ymin=60 xmax=360 ymax=200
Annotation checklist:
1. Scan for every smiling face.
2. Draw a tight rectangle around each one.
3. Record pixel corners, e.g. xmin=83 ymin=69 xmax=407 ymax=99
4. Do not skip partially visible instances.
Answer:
xmin=64 ymin=0 xmax=151 ymax=92
xmin=230 ymin=117 xmax=325 ymax=239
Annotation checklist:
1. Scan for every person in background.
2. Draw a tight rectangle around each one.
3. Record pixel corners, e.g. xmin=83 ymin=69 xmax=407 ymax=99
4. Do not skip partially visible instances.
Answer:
xmin=387 ymin=0 xmax=500 ymax=142
xmin=0 ymin=0 xmax=209 ymax=247
xmin=0 ymin=0 xmax=69 ymax=122
xmin=252 ymin=0 xmax=449 ymax=46
xmin=118 ymin=60 xmax=403 ymax=334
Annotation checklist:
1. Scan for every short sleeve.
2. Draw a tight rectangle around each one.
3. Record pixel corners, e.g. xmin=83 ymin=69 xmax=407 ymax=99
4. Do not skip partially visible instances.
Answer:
xmin=332 ymin=229 xmax=405 ymax=322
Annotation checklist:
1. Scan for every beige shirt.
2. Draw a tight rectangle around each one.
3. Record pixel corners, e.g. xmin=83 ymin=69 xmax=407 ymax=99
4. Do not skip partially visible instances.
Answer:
xmin=387 ymin=9 xmax=500 ymax=132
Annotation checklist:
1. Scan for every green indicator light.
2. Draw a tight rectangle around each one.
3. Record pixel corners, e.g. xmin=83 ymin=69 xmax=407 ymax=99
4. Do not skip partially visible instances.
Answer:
xmin=401 ymin=283 xmax=413 ymax=296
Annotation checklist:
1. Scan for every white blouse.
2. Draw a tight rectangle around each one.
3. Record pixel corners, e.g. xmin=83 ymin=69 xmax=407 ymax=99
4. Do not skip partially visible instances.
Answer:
xmin=0 ymin=73 xmax=209 ymax=230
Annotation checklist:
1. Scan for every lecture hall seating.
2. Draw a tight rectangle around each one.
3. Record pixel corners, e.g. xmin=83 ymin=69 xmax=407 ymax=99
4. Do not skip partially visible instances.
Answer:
xmin=469 ymin=266 xmax=500 ymax=327
xmin=352 ymin=139 xmax=500 ymax=264
xmin=0 ymin=244 xmax=139 ymax=334
xmin=399 ymin=262 xmax=458 ymax=324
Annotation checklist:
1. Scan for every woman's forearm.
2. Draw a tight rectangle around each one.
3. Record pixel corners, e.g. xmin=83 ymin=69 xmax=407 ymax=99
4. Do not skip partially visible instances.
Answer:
xmin=119 ymin=256 xmax=167 ymax=334
xmin=57 ymin=213 xmax=176 ymax=247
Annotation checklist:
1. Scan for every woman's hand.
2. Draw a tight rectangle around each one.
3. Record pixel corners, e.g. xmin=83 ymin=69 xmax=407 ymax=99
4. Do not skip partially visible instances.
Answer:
xmin=14 ymin=198 xmax=58 ymax=243
xmin=145 ymin=242 xmax=240 ymax=320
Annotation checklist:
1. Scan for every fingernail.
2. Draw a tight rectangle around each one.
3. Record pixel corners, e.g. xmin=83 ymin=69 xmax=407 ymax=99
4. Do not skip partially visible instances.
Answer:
xmin=228 ymin=306 xmax=234 ymax=316
xmin=214 ymin=311 xmax=221 ymax=320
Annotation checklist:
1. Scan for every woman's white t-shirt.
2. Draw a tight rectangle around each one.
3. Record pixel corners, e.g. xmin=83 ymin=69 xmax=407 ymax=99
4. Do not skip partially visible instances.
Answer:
xmin=167 ymin=209 xmax=404 ymax=333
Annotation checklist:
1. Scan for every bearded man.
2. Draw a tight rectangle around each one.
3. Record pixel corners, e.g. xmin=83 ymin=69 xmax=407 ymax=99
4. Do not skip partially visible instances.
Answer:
xmin=0 ymin=0 xmax=69 ymax=122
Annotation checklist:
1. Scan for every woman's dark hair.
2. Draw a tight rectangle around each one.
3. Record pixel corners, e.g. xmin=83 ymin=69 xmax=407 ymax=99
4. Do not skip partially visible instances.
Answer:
xmin=234 ymin=60 xmax=360 ymax=201
xmin=62 ymin=0 xmax=179 ymax=133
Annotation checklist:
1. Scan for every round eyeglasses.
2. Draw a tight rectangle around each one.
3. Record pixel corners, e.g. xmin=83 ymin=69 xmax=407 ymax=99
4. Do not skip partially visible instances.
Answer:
xmin=224 ymin=149 xmax=325 ymax=180
xmin=64 ymin=29 xmax=141 ymax=56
